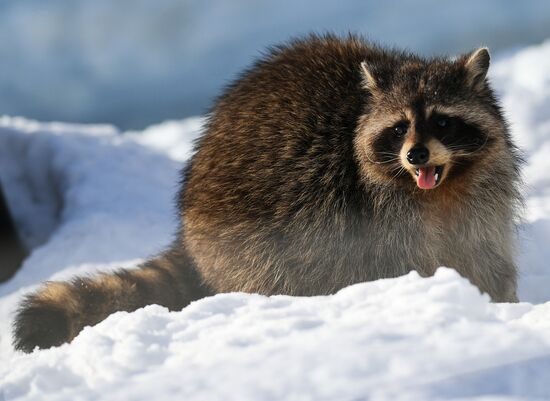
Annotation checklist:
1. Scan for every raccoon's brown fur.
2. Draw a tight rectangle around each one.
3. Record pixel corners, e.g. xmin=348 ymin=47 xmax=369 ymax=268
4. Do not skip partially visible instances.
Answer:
xmin=0 ymin=180 xmax=26 ymax=282
xmin=13 ymin=34 xmax=522 ymax=352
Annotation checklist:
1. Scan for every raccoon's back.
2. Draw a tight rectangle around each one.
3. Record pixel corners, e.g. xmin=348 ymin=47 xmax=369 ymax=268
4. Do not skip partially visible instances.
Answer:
xmin=183 ymin=35 xmax=376 ymax=229
xmin=181 ymin=35 xmax=384 ymax=294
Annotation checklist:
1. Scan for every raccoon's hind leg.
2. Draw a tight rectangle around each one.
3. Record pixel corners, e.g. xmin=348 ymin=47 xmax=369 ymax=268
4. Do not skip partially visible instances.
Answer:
xmin=13 ymin=247 xmax=210 ymax=352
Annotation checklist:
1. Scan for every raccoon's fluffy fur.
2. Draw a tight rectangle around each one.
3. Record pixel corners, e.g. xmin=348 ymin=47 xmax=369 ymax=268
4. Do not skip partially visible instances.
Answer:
xmin=13 ymin=34 xmax=522 ymax=352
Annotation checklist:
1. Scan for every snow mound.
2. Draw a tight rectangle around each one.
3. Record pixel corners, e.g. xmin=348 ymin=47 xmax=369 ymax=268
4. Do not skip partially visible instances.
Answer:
xmin=1 ymin=40 xmax=550 ymax=400
xmin=2 ymin=269 xmax=550 ymax=401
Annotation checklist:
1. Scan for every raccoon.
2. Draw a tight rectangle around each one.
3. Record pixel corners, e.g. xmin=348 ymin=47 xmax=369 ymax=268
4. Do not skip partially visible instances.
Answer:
xmin=13 ymin=34 xmax=522 ymax=352
xmin=0 ymin=180 xmax=26 ymax=282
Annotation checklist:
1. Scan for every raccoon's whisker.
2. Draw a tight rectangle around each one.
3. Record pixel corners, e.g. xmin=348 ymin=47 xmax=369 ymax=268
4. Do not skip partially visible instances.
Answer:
xmin=364 ymin=152 xmax=400 ymax=164
xmin=444 ymin=137 xmax=489 ymax=156
xmin=388 ymin=165 xmax=406 ymax=181
xmin=466 ymin=136 xmax=489 ymax=154
xmin=384 ymin=158 xmax=402 ymax=162
xmin=445 ymin=144 xmax=470 ymax=151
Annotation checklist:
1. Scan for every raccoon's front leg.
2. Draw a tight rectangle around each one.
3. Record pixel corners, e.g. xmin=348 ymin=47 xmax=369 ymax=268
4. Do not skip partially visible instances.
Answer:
xmin=13 ymin=248 xmax=210 ymax=352
xmin=491 ymin=271 xmax=519 ymax=303
xmin=481 ymin=259 xmax=519 ymax=303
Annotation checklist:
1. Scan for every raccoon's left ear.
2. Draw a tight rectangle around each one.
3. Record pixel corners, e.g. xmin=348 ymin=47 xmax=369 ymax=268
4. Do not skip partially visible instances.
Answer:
xmin=463 ymin=47 xmax=490 ymax=91
xmin=360 ymin=61 xmax=379 ymax=92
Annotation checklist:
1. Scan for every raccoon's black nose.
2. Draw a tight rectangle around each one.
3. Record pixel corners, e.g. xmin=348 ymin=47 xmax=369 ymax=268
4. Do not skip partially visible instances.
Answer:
xmin=406 ymin=146 xmax=430 ymax=165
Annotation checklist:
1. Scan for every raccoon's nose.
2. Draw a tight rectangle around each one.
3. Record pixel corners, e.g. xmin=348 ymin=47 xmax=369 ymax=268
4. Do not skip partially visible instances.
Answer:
xmin=406 ymin=145 xmax=430 ymax=165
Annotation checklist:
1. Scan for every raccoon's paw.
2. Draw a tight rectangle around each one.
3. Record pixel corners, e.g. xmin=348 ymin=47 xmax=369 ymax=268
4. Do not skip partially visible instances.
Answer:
xmin=13 ymin=293 xmax=74 ymax=353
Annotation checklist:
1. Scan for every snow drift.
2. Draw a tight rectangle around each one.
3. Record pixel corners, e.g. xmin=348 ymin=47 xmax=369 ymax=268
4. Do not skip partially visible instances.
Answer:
xmin=3 ymin=269 xmax=550 ymax=401
xmin=1 ymin=40 xmax=550 ymax=400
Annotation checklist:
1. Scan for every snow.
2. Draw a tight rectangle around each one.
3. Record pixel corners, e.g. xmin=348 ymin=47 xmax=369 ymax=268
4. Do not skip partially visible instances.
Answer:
xmin=1 ymin=39 xmax=550 ymax=400
xmin=3 ymin=270 xmax=550 ymax=401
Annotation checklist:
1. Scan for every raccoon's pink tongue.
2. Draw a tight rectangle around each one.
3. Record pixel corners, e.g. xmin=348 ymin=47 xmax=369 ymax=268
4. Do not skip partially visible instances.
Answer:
xmin=417 ymin=166 xmax=436 ymax=189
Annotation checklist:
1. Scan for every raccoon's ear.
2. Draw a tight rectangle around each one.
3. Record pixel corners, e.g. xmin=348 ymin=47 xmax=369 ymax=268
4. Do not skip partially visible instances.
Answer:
xmin=360 ymin=61 xmax=379 ymax=92
xmin=463 ymin=47 xmax=490 ymax=91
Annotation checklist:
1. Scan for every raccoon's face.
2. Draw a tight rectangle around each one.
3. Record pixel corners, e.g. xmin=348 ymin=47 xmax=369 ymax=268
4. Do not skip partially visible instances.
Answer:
xmin=355 ymin=48 xmax=509 ymax=192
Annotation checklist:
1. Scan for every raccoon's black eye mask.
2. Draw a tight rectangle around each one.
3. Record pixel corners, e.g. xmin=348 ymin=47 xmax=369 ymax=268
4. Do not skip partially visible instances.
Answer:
xmin=371 ymin=125 xmax=407 ymax=163
xmin=430 ymin=114 xmax=489 ymax=153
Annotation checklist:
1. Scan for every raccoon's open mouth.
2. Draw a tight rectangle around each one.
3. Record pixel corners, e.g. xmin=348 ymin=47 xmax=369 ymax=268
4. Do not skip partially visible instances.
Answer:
xmin=414 ymin=165 xmax=444 ymax=189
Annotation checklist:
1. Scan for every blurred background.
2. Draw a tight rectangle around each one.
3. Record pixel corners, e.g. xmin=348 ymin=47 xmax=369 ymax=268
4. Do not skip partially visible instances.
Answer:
xmin=1 ymin=0 xmax=550 ymax=130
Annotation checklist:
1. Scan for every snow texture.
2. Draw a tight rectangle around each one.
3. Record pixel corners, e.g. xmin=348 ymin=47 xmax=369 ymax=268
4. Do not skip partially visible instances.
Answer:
xmin=1 ymin=40 xmax=550 ymax=400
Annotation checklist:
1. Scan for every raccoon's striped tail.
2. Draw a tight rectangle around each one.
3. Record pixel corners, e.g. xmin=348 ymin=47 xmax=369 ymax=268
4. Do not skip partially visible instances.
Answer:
xmin=13 ymin=247 xmax=210 ymax=353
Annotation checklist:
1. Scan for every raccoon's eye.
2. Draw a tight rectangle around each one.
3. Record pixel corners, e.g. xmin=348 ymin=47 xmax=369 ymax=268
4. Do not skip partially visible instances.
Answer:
xmin=436 ymin=117 xmax=450 ymax=128
xmin=393 ymin=124 xmax=407 ymax=137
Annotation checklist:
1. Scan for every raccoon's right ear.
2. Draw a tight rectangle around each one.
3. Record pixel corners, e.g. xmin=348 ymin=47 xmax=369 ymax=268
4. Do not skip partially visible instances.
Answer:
xmin=360 ymin=61 xmax=379 ymax=92
xmin=463 ymin=47 xmax=490 ymax=91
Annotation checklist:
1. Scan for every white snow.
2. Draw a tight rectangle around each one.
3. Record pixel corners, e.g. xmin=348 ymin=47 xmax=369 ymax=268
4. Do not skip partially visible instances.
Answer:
xmin=1 ymin=40 xmax=550 ymax=400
